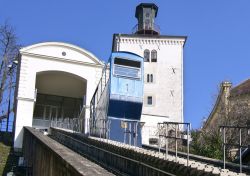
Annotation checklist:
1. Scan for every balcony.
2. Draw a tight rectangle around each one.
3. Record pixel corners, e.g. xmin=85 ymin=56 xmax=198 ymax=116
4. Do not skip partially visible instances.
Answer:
xmin=132 ymin=23 xmax=160 ymax=35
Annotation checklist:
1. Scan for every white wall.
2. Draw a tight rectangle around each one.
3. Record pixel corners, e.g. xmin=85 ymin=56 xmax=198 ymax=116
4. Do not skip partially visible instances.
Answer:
xmin=14 ymin=42 xmax=103 ymax=149
xmin=114 ymin=35 xmax=185 ymax=144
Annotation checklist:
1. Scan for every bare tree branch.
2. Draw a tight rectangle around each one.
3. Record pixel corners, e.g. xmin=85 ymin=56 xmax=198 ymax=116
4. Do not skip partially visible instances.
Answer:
xmin=0 ymin=21 xmax=20 ymax=118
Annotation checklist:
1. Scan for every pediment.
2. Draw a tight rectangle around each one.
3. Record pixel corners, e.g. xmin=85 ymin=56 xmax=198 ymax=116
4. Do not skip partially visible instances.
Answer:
xmin=20 ymin=42 xmax=103 ymax=65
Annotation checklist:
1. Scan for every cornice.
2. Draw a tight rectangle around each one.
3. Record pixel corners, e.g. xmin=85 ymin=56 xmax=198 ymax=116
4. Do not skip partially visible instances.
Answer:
xmin=20 ymin=42 xmax=103 ymax=65
xmin=20 ymin=51 xmax=104 ymax=68
xmin=116 ymin=36 xmax=185 ymax=46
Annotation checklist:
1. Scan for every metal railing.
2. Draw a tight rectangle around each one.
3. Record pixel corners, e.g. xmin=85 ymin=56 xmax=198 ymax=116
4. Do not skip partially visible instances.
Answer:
xmin=89 ymin=118 xmax=111 ymax=139
xmin=157 ymin=122 xmax=191 ymax=168
xmin=121 ymin=120 xmax=145 ymax=146
xmin=132 ymin=23 xmax=160 ymax=34
xmin=51 ymin=118 xmax=82 ymax=133
xmin=32 ymin=119 xmax=51 ymax=128
xmin=220 ymin=125 xmax=250 ymax=173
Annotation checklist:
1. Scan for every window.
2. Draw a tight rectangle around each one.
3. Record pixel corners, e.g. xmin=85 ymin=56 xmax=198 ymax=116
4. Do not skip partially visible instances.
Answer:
xmin=147 ymin=96 xmax=153 ymax=105
xmin=151 ymin=50 xmax=157 ymax=62
xmin=146 ymin=74 xmax=153 ymax=83
xmin=144 ymin=49 xmax=157 ymax=62
xmin=149 ymin=138 xmax=158 ymax=145
xmin=114 ymin=57 xmax=141 ymax=79
xmin=114 ymin=57 xmax=141 ymax=68
xmin=144 ymin=49 xmax=150 ymax=62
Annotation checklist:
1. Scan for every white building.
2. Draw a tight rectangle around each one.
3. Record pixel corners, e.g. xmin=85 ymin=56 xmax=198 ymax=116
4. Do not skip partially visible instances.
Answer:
xmin=14 ymin=42 xmax=103 ymax=150
xmin=112 ymin=3 xmax=186 ymax=145
xmin=13 ymin=3 xmax=186 ymax=149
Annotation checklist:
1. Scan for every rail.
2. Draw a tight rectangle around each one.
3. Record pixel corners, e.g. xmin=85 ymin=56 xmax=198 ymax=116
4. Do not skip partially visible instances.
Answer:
xmin=132 ymin=23 xmax=160 ymax=34
xmin=51 ymin=128 xmax=176 ymax=176
xmin=143 ymin=144 xmax=250 ymax=174
xmin=157 ymin=122 xmax=191 ymax=167
xmin=51 ymin=118 xmax=82 ymax=132
xmin=220 ymin=125 xmax=250 ymax=173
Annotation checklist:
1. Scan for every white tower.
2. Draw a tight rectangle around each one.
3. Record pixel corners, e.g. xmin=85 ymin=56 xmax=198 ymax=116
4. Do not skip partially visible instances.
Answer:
xmin=112 ymin=3 xmax=186 ymax=145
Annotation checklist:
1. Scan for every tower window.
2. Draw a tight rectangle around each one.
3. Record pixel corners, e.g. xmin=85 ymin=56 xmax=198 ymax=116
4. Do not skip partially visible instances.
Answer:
xmin=151 ymin=50 xmax=157 ymax=62
xmin=144 ymin=49 xmax=150 ymax=62
xmin=146 ymin=74 xmax=154 ymax=83
xmin=147 ymin=96 xmax=153 ymax=105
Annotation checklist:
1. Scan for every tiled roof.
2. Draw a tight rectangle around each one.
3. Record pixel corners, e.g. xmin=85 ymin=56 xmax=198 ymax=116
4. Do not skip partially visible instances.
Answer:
xmin=230 ymin=79 xmax=250 ymax=97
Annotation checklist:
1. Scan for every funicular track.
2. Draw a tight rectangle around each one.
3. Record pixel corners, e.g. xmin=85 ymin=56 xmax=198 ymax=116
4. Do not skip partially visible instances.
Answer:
xmin=50 ymin=128 xmax=176 ymax=176
xmin=49 ymin=127 xmax=248 ymax=176
xmin=142 ymin=144 xmax=250 ymax=175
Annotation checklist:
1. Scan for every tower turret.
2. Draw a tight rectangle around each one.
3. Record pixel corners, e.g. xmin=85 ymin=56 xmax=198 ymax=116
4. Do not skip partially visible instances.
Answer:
xmin=134 ymin=3 xmax=159 ymax=35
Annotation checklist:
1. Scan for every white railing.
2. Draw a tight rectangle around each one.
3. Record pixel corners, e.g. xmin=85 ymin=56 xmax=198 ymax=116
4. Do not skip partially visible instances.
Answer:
xmin=32 ymin=119 xmax=51 ymax=128
xmin=51 ymin=118 xmax=81 ymax=132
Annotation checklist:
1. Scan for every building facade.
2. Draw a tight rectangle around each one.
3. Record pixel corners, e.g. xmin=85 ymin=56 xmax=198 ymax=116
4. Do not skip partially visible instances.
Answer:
xmin=14 ymin=42 xmax=103 ymax=150
xmin=112 ymin=3 xmax=186 ymax=144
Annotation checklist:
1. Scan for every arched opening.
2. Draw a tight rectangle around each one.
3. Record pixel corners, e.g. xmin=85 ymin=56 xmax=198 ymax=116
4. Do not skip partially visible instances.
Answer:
xmin=32 ymin=71 xmax=87 ymax=130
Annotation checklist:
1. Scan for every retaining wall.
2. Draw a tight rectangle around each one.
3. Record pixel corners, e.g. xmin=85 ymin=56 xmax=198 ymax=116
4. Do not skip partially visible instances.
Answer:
xmin=22 ymin=127 xmax=114 ymax=176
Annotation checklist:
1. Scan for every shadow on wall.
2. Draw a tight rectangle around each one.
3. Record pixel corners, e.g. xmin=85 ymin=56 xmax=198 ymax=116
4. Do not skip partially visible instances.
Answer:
xmin=0 ymin=131 xmax=19 ymax=175
xmin=0 ymin=131 xmax=31 ymax=175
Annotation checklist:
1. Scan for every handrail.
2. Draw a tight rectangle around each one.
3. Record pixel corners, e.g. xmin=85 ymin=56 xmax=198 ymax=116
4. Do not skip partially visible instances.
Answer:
xmin=132 ymin=23 xmax=160 ymax=34
xmin=143 ymin=144 xmax=250 ymax=174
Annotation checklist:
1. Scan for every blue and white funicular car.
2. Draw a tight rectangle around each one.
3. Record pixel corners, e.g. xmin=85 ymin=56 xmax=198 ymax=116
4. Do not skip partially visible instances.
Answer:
xmin=90 ymin=51 xmax=144 ymax=146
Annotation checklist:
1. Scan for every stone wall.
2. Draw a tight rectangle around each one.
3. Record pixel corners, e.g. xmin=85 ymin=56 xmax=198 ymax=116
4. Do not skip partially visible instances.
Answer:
xmin=22 ymin=127 xmax=113 ymax=176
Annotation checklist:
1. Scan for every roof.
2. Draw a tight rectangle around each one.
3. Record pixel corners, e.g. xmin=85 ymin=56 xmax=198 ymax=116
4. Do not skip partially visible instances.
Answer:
xmin=202 ymin=84 xmax=225 ymax=130
xmin=20 ymin=42 xmax=103 ymax=65
xmin=135 ymin=3 xmax=158 ymax=18
xmin=112 ymin=51 xmax=142 ymax=58
xmin=203 ymin=79 xmax=250 ymax=130
xmin=113 ymin=33 xmax=187 ymax=40
xmin=202 ymin=82 xmax=232 ymax=130
xmin=112 ymin=33 xmax=187 ymax=52
xmin=230 ymin=79 xmax=250 ymax=97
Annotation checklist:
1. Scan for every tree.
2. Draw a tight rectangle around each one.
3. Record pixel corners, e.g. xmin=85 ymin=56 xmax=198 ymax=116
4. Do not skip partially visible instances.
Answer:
xmin=0 ymin=21 xmax=20 ymax=131
xmin=224 ymin=99 xmax=250 ymax=159
xmin=193 ymin=83 xmax=250 ymax=161
xmin=190 ymin=129 xmax=223 ymax=160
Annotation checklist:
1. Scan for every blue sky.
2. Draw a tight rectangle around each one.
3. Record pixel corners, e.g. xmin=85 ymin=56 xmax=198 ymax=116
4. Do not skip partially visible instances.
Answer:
xmin=1 ymin=0 xmax=250 ymax=129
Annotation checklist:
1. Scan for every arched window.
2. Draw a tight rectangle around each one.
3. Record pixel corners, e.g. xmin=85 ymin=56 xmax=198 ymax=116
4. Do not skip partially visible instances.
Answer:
xmin=151 ymin=50 xmax=157 ymax=62
xmin=144 ymin=49 xmax=150 ymax=62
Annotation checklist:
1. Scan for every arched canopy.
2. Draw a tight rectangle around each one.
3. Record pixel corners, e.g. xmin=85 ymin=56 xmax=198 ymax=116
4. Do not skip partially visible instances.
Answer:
xmin=33 ymin=70 xmax=87 ymax=124
xmin=20 ymin=42 xmax=103 ymax=65
xmin=36 ymin=71 xmax=87 ymax=98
